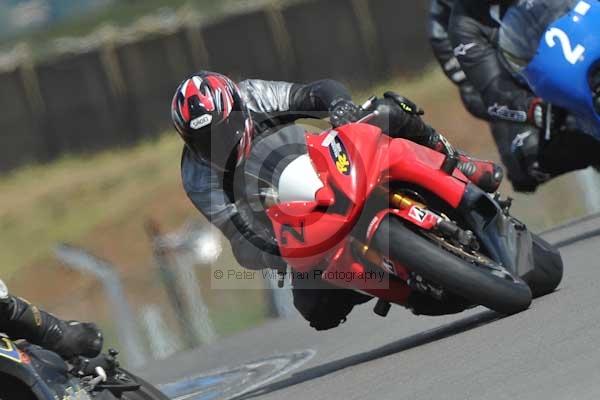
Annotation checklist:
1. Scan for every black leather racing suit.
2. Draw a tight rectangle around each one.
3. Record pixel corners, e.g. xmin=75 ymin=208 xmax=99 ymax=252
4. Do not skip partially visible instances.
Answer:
xmin=431 ymin=0 xmax=539 ymax=190
xmin=430 ymin=0 xmax=539 ymax=191
xmin=429 ymin=0 xmax=487 ymax=119
xmin=0 ymin=279 xmax=102 ymax=359
xmin=182 ymin=79 xmax=443 ymax=272
xmin=181 ymin=79 xmax=454 ymax=329
xmin=449 ymin=0 xmax=535 ymax=122
xmin=182 ymin=79 xmax=349 ymax=272
xmin=448 ymin=0 xmax=600 ymax=189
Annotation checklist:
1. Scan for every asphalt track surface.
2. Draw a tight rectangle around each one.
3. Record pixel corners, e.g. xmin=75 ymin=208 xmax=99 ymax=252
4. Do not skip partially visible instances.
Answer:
xmin=143 ymin=213 xmax=600 ymax=400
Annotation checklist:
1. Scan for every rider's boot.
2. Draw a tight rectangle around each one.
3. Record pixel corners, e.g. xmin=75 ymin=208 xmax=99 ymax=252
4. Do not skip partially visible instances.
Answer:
xmin=426 ymin=132 xmax=504 ymax=193
xmin=456 ymin=154 xmax=504 ymax=193
xmin=0 ymin=289 xmax=103 ymax=359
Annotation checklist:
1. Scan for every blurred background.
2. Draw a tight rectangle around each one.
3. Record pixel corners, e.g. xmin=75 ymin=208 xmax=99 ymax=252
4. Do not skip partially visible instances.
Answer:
xmin=0 ymin=0 xmax=599 ymax=369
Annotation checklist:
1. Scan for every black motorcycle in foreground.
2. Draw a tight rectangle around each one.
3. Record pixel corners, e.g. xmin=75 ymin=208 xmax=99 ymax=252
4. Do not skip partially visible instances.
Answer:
xmin=0 ymin=336 xmax=168 ymax=400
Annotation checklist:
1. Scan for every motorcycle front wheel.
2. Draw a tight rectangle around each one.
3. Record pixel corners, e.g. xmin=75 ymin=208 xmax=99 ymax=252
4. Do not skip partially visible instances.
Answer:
xmin=372 ymin=215 xmax=533 ymax=315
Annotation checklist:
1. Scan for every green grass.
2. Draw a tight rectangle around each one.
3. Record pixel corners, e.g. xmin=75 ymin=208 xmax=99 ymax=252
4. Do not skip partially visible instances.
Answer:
xmin=0 ymin=134 xmax=183 ymax=276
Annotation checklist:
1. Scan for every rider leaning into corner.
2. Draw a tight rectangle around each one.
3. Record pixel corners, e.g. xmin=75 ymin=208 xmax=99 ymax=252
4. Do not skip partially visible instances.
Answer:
xmin=0 ymin=279 xmax=103 ymax=359
xmin=430 ymin=0 xmax=600 ymax=192
xmin=171 ymin=72 xmax=507 ymax=330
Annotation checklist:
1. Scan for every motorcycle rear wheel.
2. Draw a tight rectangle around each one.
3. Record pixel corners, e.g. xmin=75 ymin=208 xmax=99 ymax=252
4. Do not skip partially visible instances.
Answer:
xmin=524 ymin=234 xmax=563 ymax=298
xmin=372 ymin=215 xmax=532 ymax=315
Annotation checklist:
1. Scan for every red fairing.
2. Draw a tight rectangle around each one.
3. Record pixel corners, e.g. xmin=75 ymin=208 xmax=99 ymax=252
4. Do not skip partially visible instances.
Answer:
xmin=365 ymin=207 xmax=440 ymax=246
xmin=266 ymin=122 xmax=469 ymax=305
xmin=386 ymin=138 xmax=468 ymax=208
xmin=306 ymin=124 xmax=387 ymax=204
xmin=267 ymin=204 xmax=351 ymax=272
xmin=267 ymin=124 xmax=387 ymax=271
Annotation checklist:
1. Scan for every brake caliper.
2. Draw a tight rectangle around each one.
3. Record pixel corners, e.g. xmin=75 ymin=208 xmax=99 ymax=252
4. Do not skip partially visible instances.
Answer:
xmin=435 ymin=219 xmax=480 ymax=252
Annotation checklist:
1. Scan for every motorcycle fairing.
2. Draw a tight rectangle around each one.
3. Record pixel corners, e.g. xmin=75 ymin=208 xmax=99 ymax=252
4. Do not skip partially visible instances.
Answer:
xmin=386 ymin=138 xmax=468 ymax=208
xmin=0 ymin=340 xmax=91 ymax=400
xmin=0 ymin=337 xmax=22 ymax=363
xmin=458 ymin=184 xmax=534 ymax=277
xmin=267 ymin=204 xmax=352 ymax=272
xmin=522 ymin=0 xmax=600 ymax=139
xmin=307 ymin=123 xmax=385 ymax=205
xmin=267 ymin=123 xmax=469 ymax=276
xmin=0 ymin=339 xmax=38 ymax=388
xmin=306 ymin=124 xmax=469 ymax=208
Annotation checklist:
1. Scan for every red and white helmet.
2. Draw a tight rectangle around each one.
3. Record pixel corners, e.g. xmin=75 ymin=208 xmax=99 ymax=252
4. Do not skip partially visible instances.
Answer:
xmin=171 ymin=71 xmax=254 ymax=171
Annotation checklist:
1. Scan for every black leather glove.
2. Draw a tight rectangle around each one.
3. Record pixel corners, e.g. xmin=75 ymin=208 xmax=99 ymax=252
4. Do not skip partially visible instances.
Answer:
xmin=368 ymin=93 xmax=440 ymax=148
xmin=511 ymin=128 xmax=551 ymax=184
xmin=0 ymin=294 xmax=103 ymax=359
xmin=50 ymin=321 xmax=104 ymax=360
xmin=383 ymin=91 xmax=424 ymax=116
xmin=329 ymin=98 xmax=363 ymax=127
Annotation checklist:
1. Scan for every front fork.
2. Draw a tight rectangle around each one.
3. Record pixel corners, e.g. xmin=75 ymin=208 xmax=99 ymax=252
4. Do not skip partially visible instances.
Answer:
xmin=354 ymin=192 xmax=480 ymax=294
xmin=363 ymin=192 xmax=478 ymax=257
xmin=343 ymin=191 xmax=473 ymax=316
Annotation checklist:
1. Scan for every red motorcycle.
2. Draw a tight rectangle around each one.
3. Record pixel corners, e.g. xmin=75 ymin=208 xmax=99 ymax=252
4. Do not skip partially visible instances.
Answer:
xmin=247 ymin=102 xmax=563 ymax=317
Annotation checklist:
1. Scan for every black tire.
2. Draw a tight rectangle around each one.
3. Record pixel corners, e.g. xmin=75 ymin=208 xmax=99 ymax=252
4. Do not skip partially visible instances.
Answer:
xmin=119 ymin=369 xmax=169 ymax=400
xmin=0 ymin=375 xmax=36 ymax=400
xmin=522 ymin=234 xmax=564 ymax=298
xmin=372 ymin=215 xmax=532 ymax=315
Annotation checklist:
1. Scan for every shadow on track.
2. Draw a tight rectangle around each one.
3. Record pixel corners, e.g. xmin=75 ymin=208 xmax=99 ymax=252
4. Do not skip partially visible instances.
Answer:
xmin=235 ymin=310 xmax=500 ymax=400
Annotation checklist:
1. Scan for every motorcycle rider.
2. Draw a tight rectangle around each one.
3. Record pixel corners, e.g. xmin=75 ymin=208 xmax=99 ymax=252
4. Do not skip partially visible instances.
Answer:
xmin=447 ymin=0 xmax=600 ymax=190
xmin=171 ymin=72 xmax=503 ymax=330
xmin=430 ymin=0 xmax=547 ymax=191
xmin=0 ymin=279 xmax=103 ymax=359
xmin=430 ymin=0 xmax=488 ymax=120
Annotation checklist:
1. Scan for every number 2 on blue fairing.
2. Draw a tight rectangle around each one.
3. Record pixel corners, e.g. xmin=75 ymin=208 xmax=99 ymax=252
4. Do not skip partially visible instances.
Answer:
xmin=519 ymin=0 xmax=600 ymax=139
xmin=545 ymin=27 xmax=586 ymax=64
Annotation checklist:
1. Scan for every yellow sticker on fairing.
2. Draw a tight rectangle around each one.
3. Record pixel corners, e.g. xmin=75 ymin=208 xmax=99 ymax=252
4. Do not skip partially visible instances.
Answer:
xmin=329 ymin=135 xmax=352 ymax=176
xmin=0 ymin=338 xmax=22 ymax=363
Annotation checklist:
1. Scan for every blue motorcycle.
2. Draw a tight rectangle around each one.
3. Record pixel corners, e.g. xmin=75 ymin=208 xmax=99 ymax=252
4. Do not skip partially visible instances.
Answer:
xmin=499 ymin=0 xmax=600 ymax=140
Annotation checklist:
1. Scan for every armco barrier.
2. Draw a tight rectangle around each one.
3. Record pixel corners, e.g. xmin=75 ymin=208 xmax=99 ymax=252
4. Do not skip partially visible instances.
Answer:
xmin=282 ymin=0 xmax=374 ymax=83
xmin=0 ymin=0 xmax=432 ymax=172
xmin=35 ymin=52 xmax=121 ymax=157
xmin=202 ymin=8 xmax=288 ymax=81
xmin=370 ymin=0 xmax=430 ymax=75
xmin=116 ymin=31 xmax=197 ymax=139
xmin=0 ymin=69 xmax=38 ymax=170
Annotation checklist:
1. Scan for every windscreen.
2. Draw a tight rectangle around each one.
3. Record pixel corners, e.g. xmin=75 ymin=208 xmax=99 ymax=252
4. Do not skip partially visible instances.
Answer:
xmin=499 ymin=0 xmax=579 ymax=74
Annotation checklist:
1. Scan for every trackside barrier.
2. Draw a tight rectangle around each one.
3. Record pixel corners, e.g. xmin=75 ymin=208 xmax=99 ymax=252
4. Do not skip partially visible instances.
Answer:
xmin=0 ymin=0 xmax=431 ymax=172
xmin=54 ymin=244 xmax=148 ymax=368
